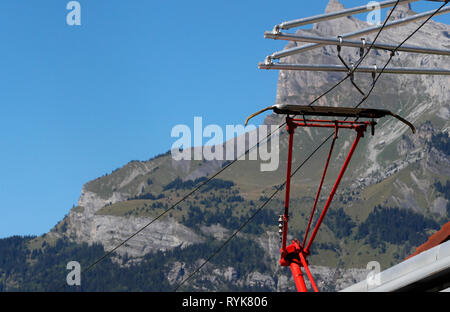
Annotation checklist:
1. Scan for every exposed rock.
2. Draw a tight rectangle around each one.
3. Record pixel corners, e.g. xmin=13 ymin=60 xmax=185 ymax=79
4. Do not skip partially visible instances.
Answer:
xmin=432 ymin=197 xmax=448 ymax=216
xmin=54 ymin=188 xmax=204 ymax=257
xmin=246 ymin=272 xmax=276 ymax=289
xmin=212 ymin=266 xmax=238 ymax=283
xmin=275 ymin=274 xmax=292 ymax=292
xmin=200 ymin=224 xmax=230 ymax=240
xmin=167 ymin=261 xmax=185 ymax=285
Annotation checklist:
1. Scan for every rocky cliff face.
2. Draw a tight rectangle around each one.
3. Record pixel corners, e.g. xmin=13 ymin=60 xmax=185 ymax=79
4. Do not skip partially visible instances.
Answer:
xmin=51 ymin=166 xmax=205 ymax=257
xmin=46 ymin=0 xmax=449 ymax=291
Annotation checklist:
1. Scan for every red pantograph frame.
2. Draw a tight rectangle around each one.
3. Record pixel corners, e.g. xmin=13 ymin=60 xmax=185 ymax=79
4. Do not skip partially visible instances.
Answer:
xmin=280 ymin=117 xmax=371 ymax=292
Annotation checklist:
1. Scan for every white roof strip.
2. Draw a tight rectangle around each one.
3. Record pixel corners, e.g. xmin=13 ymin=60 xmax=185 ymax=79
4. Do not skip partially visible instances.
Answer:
xmin=341 ymin=240 xmax=450 ymax=292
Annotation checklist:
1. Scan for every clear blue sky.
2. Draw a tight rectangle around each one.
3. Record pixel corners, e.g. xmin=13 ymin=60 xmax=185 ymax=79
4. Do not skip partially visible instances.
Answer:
xmin=0 ymin=1 xmax=448 ymax=238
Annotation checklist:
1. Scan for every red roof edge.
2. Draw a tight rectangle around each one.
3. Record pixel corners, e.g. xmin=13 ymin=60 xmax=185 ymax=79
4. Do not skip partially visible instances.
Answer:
xmin=404 ymin=221 xmax=450 ymax=261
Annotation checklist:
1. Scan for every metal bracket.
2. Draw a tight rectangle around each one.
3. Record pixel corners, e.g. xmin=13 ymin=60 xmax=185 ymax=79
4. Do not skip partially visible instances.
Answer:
xmin=336 ymin=36 xmax=366 ymax=96
xmin=350 ymin=63 xmax=366 ymax=96
xmin=278 ymin=215 xmax=283 ymax=243
xmin=371 ymin=64 xmax=377 ymax=87
xmin=264 ymin=55 xmax=273 ymax=66
xmin=272 ymin=24 xmax=281 ymax=35
xmin=360 ymin=37 xmax=367 ymax=57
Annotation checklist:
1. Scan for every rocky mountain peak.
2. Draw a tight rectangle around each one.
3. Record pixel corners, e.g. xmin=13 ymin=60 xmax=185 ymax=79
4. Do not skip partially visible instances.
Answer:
xmin=389 ymin=2 xmax=414 ymax=20
xmin=325 ymin=0 xmax=345 ymax=14
xmin=313 ymin=0 xmax=366 ymax=36
xmin=323 ymin=0 xmax=414 ymax=25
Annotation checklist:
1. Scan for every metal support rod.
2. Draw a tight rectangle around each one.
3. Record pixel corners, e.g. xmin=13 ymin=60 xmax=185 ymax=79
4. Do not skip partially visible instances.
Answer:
xmin=267 ymin=6 xmax=450 ymax=60
xmin=282 ymin=121 xmax=295 ymax=251
xmin=258 ymin=63 xmax=450 ymax=75
xmin=279 ymin=119 xmax=374 ymax=292
xmin=264 ymin=32 xmax=450 ymax=56
xmin=290 ymin=261 xmax=308 ymax=292
xmin=305 ymin=126 xmax=365 ymax=254
xmin=299 ymin=252 xmax=319 ymax=292
xmin=302 ymin=130 xmax=338 ymax=249
xmin=336 ymin=41 xmax=367 ymax=96
xmin=275 ymin=0 xmax=420 ymax=30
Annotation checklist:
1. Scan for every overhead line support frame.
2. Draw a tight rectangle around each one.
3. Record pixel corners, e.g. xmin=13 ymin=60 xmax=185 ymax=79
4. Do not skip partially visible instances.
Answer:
xmin=279 ymin=117 xmax=371 ymax=292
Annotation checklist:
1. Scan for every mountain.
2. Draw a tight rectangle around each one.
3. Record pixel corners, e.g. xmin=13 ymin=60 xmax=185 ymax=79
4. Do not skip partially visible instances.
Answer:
xmin=1 ymin=0 xmax=449 ymax=291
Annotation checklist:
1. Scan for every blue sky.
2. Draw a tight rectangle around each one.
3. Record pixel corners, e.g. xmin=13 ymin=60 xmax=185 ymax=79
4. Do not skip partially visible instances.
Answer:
xmin=0 ymin=0 xmax=448 ymax=238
